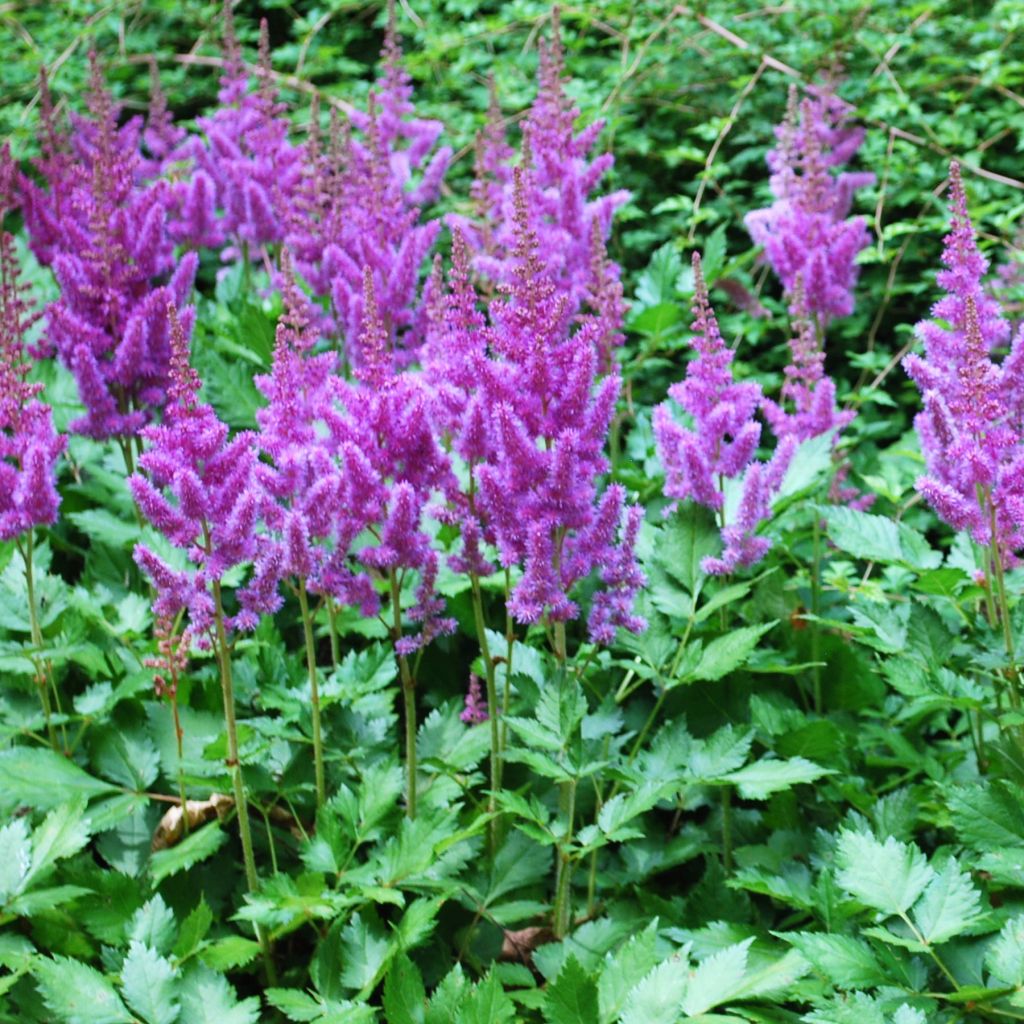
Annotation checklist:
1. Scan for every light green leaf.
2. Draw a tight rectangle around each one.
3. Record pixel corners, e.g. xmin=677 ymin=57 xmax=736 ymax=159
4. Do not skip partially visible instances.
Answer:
xmin=544 ymin=954 xmax=599 ymax=1024
xmin=619 ymin=957 xmax=689 ymax=1024
xmin=0 ymin=819 xmax=30 ymax=905
xmin=34 ymin=955 xmax=134 ymax=1024
xmin=121 ymin=941 xmax=180 ymax=1024
xmin=178 ymin=964 xmax=260 ymax=1024
xmin=129 ymin=895 xmax=177 ymax=955
xmin=780 ymin=933 xmax=888 ymax=989
xmin=598 ymin=921 xmax=660 ymax=1024
xmin=681 ymin=939 xmax=752 ymax=1016
xmin=340 ymin=913 xmax=390 ymax=993
xmin=719 ymin=758 xmax=831 ymax=799
xmin=0 ymin=748 xmax=118 ymax=811
xmin=835 ymin=831 xmax=934 ymax=916
xmin=947 ymin=782 xmax=1024 ymax=849
xmin=911 ymin=858 xmax=983 ymax=944
xmin=173 ymin=900 xmax=213 ymax=962
xmin=822 ymin=507 xmax=940 ymax=570
xmin=689 ymin=623 xmax=776 ymax=683
xmin=150 ymin=821 xmax=228 ymax=884
xmin=985 ymin=914 xmax=1024 ymax=985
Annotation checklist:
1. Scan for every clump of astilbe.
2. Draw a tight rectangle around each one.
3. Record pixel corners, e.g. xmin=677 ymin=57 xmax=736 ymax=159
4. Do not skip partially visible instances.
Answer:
xmin=23 ymin=53 xmax=198 ymax=447
xmin=289 ymin=12 xmax=450 ymax=369
xmin=462 ymin=11 xmax=629 ymax=340
xmin=904 ymin=163 xmax=1024 ymax=561
xmin=171 ymin=7 xmax=301 ymax=260
xmin=745 ymin=84 xmax=874 ymax=325
xmin=130 ymin=303 xmax=271 ymax=961
xmin=654 ymin=252 xmax=795 ymax=575
xmin=0 ymin=155 xmax=67 ymax=748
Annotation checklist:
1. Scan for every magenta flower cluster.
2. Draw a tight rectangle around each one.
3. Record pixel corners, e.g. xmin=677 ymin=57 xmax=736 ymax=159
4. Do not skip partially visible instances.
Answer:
xmin=654 ymin=253 xmax=795 ymax=575
xmin=0 ymin=148 xmax=64 ymax=540
xmin=745 ymin=84 xmax=874 ymax=325
xmin=904 ymin=162 xmax=1024 ymax=559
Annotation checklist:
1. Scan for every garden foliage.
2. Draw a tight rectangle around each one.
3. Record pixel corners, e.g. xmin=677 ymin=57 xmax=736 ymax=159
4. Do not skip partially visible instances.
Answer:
xmin=2 ymin=1 xmax=1024 ymax=1022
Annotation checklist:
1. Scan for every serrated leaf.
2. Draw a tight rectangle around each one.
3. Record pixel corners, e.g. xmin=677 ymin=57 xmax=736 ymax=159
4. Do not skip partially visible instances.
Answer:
xmin=383 ymin=952 xmax=426 ymax=1024
xmin=985 ymin=914 xmax=1024 ymax=985
xmin=179 ymin=964 xmax=260 ymax=1024
xmin=911 ymin=858 xmax=983 ymax=944
xmin=0 ymin=748 xmax=118 ymax=811
xmin=598 ymin=921 xmax=660 ymax=1024
xmin=689 ymin=623 xmax=776 ymax=683
xmin=835 ymin=831 xmax=934 ymax=916
xmin=129 ymin=894 xmax=177 ymax=955
xmin=150 ymin=821 xmax=227 ymax=884
xmin=457 ymin=970 xmax=516 ymax=1024
xmin=822 ymin=506 xmax=940 ymax=570
xmin=544 ymin=954 xmax=599 ymax=1024
xmin=122 ymin=941 xmax=179 ymax=1024
xmin=34 ymin=955 xmax=134 ymax=1024
xmin=619 ymin=956 xmax=689 ymax=1024
xmin=781 ymin=933 xmax=888 ymax=989
xmin=682 ymin=939 xmax=752 ymax=1016
xmin=340 ymin=912 xmax=390 ymax=993
xmin=0 ymin=819 xmax=30 ymax=905
xmin=719 ymin=757 xmax=831 ymax=799
xmin=947 ymin=782 xmax=1024 ymax=849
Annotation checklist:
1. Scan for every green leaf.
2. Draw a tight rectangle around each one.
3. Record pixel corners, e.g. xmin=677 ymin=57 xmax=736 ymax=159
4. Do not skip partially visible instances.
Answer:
xmin=682 ymin=939 xmax=752 ymax=1016
xmin=178 ymin=964 xmax=260 ymax=1024
xmin=985 ymin=914 xmax=1024 ymax=985
xmin=835 ymin=831 xmax=934 ymax=916
xmin=383 ymin=952 xmax=426 ymax=1024
xmin=457 ymin=970 xmax=516 ymax=1024
xmin=657 ymin=505 xmax=720 ymax=595
xmin=128 ymin=894 xmax=177 ymax=955
xmin=150 ymin=821 xmax=228 ymax=884
xmin=0 ymin=819 xmax=30 ymax=905
xmin=121 ymin=941 xmax=180 ymax=1024
xmin=947 ymin=782 xmax=1024 ymax=849
xmin=635 ymin=243 xmax=683 ymax=309
xmin=822 ymin=507 xmax=940 ymax=570
xmin=598 ymin=921 xmax=660 ymax=1024
xmin=544 ymin=955 xmax=599 ymax=1024
xmin=719 ymin=757 xmax=831 ymax=799
xmin=619 ymin=957 xmax=689 ymax=1024
xmin=781 ymin=933 xmax=889 ymax=989
xmin=173 ymin=900 xmax=213 ymax=961
xmin=688 ymin=623 xmax=776 ymax=683
xmin=911 ymin=859 xmax=983 ymax=944
xmin=340 ymin=912 xmax=390 ymax=993
xmin=34 ymin=955 xmax=134 ymax=1024
xmin=0 ymin=748 xmax=118 ymax=811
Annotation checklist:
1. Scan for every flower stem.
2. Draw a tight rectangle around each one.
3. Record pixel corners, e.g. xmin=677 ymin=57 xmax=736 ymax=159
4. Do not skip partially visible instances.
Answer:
xmin=552 ymin=775 xmax=577 ymax=938
xmin=470 ymin=574 xmax=501 ymax=849
xmin=21 ymin=530 xmax=56 ymax=750
xmin=211 ymin=578 xmax=274 ymax=979
xmin=389 ymin=570 xmax=417 ymax=819
xmin=296 ymin=578 xmax=326 ymax=808
xmin=810 ymin=517 xmax=823 ymax=714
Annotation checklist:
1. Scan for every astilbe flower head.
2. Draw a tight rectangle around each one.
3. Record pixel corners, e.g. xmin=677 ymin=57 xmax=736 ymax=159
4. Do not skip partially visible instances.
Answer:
xmin=459 ymin=10 xmax=629 ymax=355
xmin=654 ymin=252 xmax=795 ymax=575
xmin=23 ymin=52 xmax=197 ymax=440
xmin=0 ymin=163 xmax=66 ymax=540
xmin=904 ymin=163 xmax=1024 ymax=558
xmin=169 ymin=7 xmax=302 ymax=259
xmin=745 ymin=84 xmax=874 ymax=323
xmin=424 ymin=171 xmax=645 ymax=644
xmin=460 ymin=673 xmax=489 ymax=724
xmin=130 ymin=304 xmax=264 ymax=640
xmin=289 ymin=12 xmax=450 ymax=370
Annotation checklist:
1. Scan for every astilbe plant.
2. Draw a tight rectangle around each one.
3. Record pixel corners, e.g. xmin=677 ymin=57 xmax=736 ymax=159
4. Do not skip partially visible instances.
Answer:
xmin=745 ymin=83 xmax=874 ymax=326
xmin=461 ymin=11 xmax=629 ymax=366
xmin=169 ymin=6 xmax=302 ymax=262
xmin=0 ymin=148 xmax=66 ymax=749
xmin=424 ymin=173 xmax=645 ymax=873
xmin=655 ymin=252 xmax=795 ymax=576
xmin=128 ymin=302 xmax=273 ymax=970
xmin=21 ymin=53 xmax=197 ymax=454
xmin=289 ymin=14 xmax=450 ymax=370
xmin=905 ymin=163 xmax=1024 ymax=723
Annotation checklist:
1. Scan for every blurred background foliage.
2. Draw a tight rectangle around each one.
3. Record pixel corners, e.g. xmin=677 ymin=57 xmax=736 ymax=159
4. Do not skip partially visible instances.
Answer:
xmin=4 ymin=0 xmax=1024 ymax=433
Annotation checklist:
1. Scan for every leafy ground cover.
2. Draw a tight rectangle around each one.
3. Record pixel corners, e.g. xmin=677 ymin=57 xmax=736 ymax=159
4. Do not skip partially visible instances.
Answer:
xmin=2 ymin=1 xmax=1024 ymax=1022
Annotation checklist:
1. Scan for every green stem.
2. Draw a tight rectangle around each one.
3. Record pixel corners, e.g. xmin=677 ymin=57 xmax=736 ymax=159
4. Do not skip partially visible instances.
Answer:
xmin=171 ymin=699 xmax=189 ymax=837
xmin=552 ymin=776 xmax=577 ymax=938
xmin=470 ymin=574 xmax=501 ymax=848
xmin=297 ymin=578 xmax=326 ymax=808
xmin=326 ymin=596 xmax=340 ymax=670
xmin=212 ymin=579 xmax=274 ymax=980
xmin=500 ymin=570 xmax=514 ymax=763
xmin=811 ymin=518 xmax=823 ymax=714
xmin=21 ymin=531 xmax=56 ymax=750
xmin=389 ymin=570 xmax=417 ymax=819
